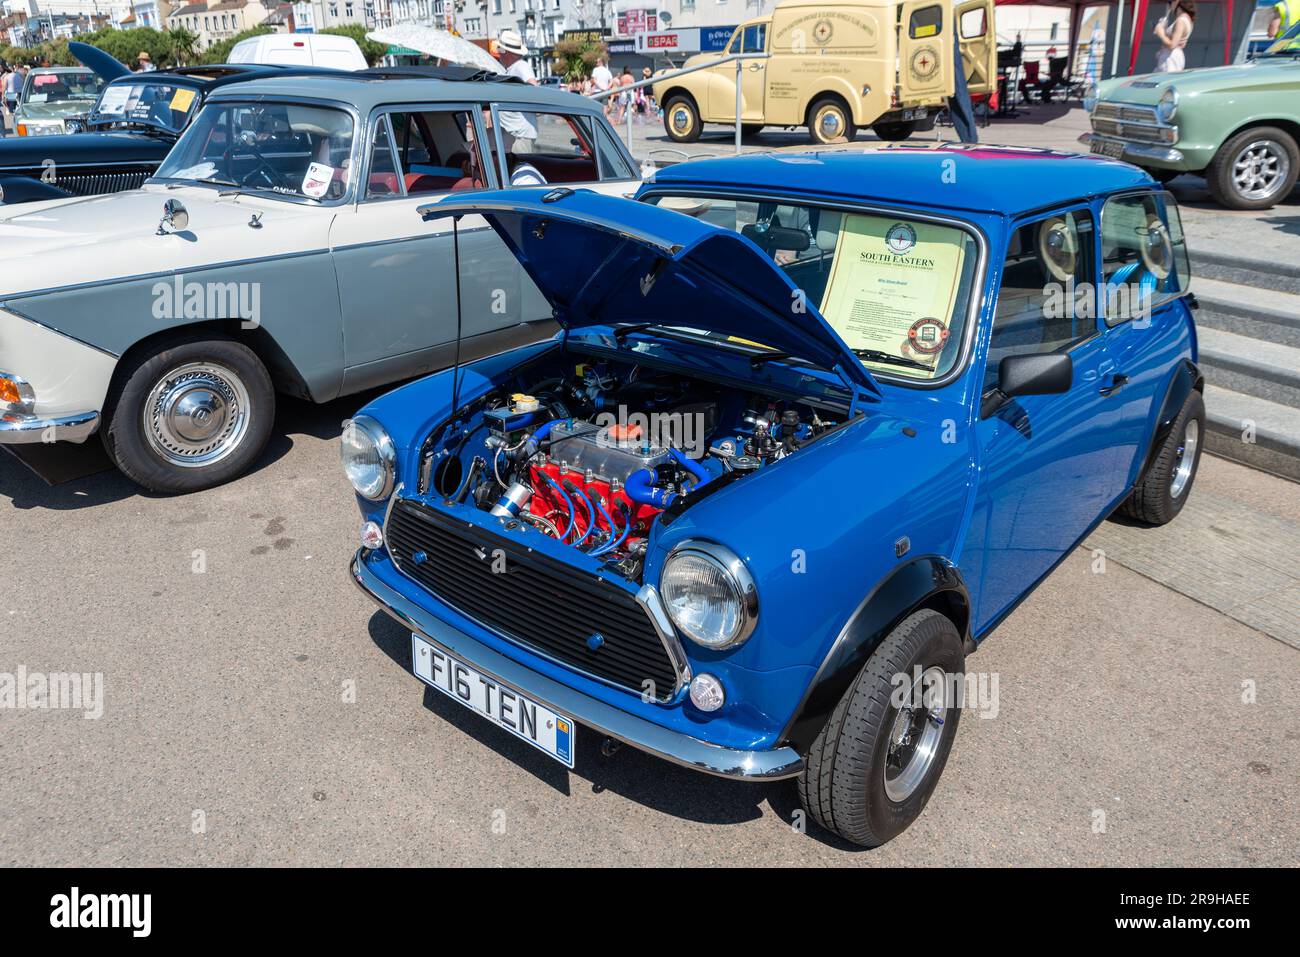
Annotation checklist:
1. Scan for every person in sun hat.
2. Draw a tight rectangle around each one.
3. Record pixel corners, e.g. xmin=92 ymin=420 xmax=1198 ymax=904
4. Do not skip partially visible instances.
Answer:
xmin=495 ymin=28 xmax=538 ymax=155
xmin=136 ymin=51 xmax=155 ymax=73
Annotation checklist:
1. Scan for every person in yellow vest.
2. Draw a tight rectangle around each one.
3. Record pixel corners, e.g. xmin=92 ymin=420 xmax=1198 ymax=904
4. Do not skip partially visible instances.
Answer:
xmin=1269 ymin=0 xmax=1297 ymax=38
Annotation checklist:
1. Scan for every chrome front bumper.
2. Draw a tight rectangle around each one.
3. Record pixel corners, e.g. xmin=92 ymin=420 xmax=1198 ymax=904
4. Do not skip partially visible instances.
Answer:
xmin=351 ymin=550 xmax=805 ymax=781
xmin=0 ymin=409 xmax=99 ymax=444
xmin=1078 ymin=132 xmax=1185 ymax=166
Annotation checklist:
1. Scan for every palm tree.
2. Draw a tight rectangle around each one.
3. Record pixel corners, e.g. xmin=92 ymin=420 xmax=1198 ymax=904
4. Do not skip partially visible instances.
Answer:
xmin=166 ymin=27 xmax=199 ymax=67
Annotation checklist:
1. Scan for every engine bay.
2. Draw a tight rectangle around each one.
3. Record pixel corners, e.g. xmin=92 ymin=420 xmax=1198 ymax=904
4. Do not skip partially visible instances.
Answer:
xmin=418 ymin=352 xmax=844 ymax=579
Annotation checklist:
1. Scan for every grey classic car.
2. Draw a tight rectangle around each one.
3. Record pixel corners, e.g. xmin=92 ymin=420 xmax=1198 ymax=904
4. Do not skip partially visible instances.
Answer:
xmin=0 ymin=68 xmax=642 ymax=492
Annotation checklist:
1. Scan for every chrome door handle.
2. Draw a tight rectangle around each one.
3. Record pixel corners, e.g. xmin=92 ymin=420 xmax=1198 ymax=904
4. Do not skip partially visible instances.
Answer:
xmin=1099 ymin=374 xmax=1129 ymax=397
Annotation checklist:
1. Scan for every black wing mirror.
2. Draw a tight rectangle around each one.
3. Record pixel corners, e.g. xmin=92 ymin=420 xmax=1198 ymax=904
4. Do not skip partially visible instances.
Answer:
xmin=981 ymin=353 xmax=1072 ymax=418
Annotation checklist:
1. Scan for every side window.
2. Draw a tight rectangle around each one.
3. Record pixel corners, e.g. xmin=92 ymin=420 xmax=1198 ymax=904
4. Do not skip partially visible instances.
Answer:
xmin=909 ymin=5 xmax=943 ymax=38
xmin=987 ymin=209 xmax=1097 ymax=389
xmin=495 ymin=110 xmax=604 ymax=186
xmin=1100 ymin=191 xmax=1190 ymax=326
xmin=366 ymin=109 xmax=480 ymax=198
xmin=743 ymin=24 xmax=767 ymax=52
xmin=365 ymin=117 xmax=399 ymax=199
xmin=726 ymin=28 xmax=742 ymax=54
xmin=588 ymin=118 xmax=637 ymax=180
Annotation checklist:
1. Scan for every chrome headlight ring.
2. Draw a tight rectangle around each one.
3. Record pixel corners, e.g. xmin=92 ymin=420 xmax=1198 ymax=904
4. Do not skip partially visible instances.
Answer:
xmin=660 ymin=540 xmax=759 ymax=651
xmin=1157 ymin=86 xmax=1179 ymax=124
xmin=341 ymin=414 xmax=396 ymax=501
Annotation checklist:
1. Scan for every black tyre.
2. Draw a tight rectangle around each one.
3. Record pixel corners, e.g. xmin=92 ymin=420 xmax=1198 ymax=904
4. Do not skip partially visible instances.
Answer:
xmin=1119 ymin=389 xmax=1204 ymax=525
xmin=102 ymin=335 xmax=275 ymax=494
xmin=807 ymin=96 xmax=855 ymax=145
xmin=798 ymin=609 xmax=964 ymax=847
xmin=1206 ymin=126 xmax=1299 ymax=210
xmin=663 ymin=95 xmax=702 ymax=143
xmin=872 ymin=121 xmax=917 ymax=142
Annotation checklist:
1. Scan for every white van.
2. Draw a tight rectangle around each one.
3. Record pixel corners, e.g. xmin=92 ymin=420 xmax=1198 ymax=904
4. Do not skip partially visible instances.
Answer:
xmin=228 ymin=34 xmax=368 ymax=71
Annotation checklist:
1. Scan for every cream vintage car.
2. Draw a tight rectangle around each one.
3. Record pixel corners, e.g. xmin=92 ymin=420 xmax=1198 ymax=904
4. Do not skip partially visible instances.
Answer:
xmin=0 ymin=69 xmax=641 ymax=492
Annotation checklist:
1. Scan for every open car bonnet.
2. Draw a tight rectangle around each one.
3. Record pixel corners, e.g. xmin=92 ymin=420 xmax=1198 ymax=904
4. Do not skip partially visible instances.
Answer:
xmin=419 ymin=188 xmax=881 ymax=399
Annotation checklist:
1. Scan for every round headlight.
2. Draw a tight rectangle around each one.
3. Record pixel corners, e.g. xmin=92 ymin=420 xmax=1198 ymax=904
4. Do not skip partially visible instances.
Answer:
xmin=1083 ymin=84 xmax=1099 ymax=114
xmin=660 ymin=542 xmax=758 ymax=649
xmin=341 ymin=414 xmax=395 ymax=500
xmin=1157 ymin=87 xmax=1178 ymax=123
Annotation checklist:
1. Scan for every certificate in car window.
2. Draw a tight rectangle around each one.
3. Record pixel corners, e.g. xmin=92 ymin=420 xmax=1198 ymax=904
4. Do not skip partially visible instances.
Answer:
xmin=97 ymin=85 xmax=131 ymax=115
xmin=819 ymin=214 xmax=966 ymax=377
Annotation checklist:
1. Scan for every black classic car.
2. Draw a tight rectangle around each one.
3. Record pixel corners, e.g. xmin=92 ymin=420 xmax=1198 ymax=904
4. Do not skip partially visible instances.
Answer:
xmin=0 ymin=44 xmax=339 ymax=205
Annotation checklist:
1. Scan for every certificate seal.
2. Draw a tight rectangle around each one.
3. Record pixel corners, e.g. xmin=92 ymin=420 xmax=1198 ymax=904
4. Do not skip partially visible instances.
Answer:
xmin=885 ymin=222 xmax=917 ymax=255
xmin=907 ymin=317 xmax=949 ymax=355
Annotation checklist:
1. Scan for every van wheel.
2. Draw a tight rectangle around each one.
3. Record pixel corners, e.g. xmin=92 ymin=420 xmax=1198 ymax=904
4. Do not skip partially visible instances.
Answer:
xmin=1206 ymin=126 xmax=1299 ymax=210
xmin=797 ymin=609 xmax=963 ymax=847
xmin=807 ymin=97 xmax=854 ymax=145
xmin=1118 ymin=390 xmax=1204 ymax=526
xmin=872 ymin=121 xmax=916 ymax=142
xmin=664 ymin=96 xmax=701 ymax=143
xmin=102 ymin=335 xmax=275 ymax=494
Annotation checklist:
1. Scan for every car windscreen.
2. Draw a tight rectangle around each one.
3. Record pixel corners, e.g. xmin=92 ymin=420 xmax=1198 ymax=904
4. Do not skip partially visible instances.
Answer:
xmin=1261 ymin=21 xmax=1300 ymax=55
xmin=644 ymin=194 xmax=979 ymax=383
xmin=23 ymin=70 xmax=104 ymax=105
xmin=90 ymin=80 xmax=202 ymax=135
xmin=154 ymin=101 xmax=356 ymax=201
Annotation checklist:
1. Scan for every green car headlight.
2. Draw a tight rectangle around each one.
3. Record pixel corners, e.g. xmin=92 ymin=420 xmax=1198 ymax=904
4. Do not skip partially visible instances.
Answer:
xmin=1156 ymin=87 xmax=1179 ymax=124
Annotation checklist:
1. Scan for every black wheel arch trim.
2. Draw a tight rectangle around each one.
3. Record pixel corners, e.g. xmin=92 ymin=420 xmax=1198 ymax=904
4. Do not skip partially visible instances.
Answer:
xmin=1137 ymin=358 xmax=1202 ymax=480
xmin=778 ymin=554 xmax=971 ymax=754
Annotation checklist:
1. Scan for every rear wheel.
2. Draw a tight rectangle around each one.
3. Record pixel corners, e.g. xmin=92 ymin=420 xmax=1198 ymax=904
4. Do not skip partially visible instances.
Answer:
xmin=798 ymin=609 xmax=964 ymax=847
xmin=872 ymin=121 xmax=917 ymax=142
xmin=1119 ymin=389 xmax=1204 ymax=525
xmin=1206 ymin=126 xmax=1299 ymax=210
xmin=102 ymin=335 xmax=275 ymax=494
xmin=663 ymin=95 xmax=702 ymax=143
xmin=807 ymin=96 xmax=854 ymax=145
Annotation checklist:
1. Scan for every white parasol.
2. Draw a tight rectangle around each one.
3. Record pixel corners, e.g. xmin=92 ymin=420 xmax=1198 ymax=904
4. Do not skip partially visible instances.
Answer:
xmin=366 ymin=25 xmax=505 ymax=74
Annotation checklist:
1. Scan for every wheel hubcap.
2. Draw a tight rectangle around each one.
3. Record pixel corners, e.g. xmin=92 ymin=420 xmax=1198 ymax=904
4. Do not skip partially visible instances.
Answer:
xmin=1170 ymin=418 xmax=1198 ymax=499
xmin=1231 ymin=140 xmax=1290 ymax=201
xmin=143 ymin=362 xmax=251 ymax=468
xmin=672 ymin=108 xmax=691 ymax=133
xmin=818 ymin=108 xmax=842 ymax=139
xmin=884 ymin=665 xmax=951 ymax=802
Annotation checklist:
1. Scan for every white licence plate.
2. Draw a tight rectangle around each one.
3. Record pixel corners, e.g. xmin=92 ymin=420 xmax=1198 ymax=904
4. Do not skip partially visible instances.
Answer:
xmin=1091 ymin=138 xmax=1126 ymax=159
xmin=411 ymin=633 xmax=576 ymax=768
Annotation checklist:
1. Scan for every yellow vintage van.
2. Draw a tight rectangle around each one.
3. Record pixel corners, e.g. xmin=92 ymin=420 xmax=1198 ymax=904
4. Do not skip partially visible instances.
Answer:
xmin=653 ymin=0 xmax=996 ymax=145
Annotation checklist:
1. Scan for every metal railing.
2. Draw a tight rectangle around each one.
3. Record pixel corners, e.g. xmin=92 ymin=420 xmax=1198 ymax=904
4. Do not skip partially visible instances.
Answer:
xmin=588 ymin=52 xmax=771 ymax=156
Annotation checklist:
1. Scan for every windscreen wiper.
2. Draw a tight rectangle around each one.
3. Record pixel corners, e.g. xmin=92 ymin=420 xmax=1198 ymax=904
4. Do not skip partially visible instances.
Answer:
xmin=852 ymin=348 xmax=932 ymax=372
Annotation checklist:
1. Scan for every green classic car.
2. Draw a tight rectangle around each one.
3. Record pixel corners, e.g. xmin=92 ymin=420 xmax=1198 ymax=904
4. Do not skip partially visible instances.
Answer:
xmin=1081 ymin=21 xmax=1300 ymax=210
xmin=13 ymin=66 xmax=105 ymax=137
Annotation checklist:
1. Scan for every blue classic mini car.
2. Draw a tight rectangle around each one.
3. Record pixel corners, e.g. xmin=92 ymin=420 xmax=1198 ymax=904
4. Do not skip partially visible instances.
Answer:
xmin=346 ymin=145 xmax=1203 ymax=846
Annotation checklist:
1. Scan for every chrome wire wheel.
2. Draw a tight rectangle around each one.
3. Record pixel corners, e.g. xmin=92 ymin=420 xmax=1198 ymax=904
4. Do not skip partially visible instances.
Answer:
xmin=1170 ymin=417 xmax=1199 ymax=499
xmin=884 ymin=665 xmax=952 ymax=803
xmin=1231 ymin=139 xmax=1290 ymax=202
xmin=142 ymin=361 xmax=252 ymax=469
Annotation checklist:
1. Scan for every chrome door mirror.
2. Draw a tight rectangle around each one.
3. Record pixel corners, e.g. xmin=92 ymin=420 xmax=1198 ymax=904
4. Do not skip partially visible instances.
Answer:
xmin=157 ymin=198 xmax=188 ymax=235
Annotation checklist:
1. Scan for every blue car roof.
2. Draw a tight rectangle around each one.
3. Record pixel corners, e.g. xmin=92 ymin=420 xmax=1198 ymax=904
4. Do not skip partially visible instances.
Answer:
xmin=646 ymin=144 xmax=1155 ymax=217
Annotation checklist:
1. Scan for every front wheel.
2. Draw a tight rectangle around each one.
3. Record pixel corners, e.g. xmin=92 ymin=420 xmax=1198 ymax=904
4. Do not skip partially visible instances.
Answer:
xmin=807 ymin=97 xmax=855 ymax=145
xmin=102 ymin=336 xmax=275 ymax=494
xmin=1206 ymin=126 xmax=1299 ymax=210
xmin=1118 ymin=389 xmax=1204 ymax=525
xmin=663 ymin=96 xmax=701 ymax=143
xmin=798 ymin=609 xmax=964 ymax=847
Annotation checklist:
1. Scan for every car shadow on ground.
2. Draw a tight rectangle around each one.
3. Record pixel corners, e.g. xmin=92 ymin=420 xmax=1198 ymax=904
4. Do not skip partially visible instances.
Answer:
xmin=366 ymin=609 xmax=863 ymax=851
xmin=0 ymin=386 xmax=392 ymax=511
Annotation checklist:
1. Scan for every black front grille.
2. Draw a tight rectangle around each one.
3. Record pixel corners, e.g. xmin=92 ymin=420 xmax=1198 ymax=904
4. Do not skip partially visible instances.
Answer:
xmin=60 ymin=169 xmax=152 ymax=196
xmin=386 ymin=499 xmax=679 ymax=700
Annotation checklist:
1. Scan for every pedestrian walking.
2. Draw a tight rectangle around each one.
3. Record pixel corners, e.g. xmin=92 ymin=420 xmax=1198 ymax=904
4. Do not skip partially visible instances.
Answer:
xmin=495 ymin=29 xmax=538 ymax=154
xmin=948 ymin=27 xmax=978 ymax=143
xmin=591 ymin=57 xmax=613 ymax=116
xmin=1154 ymin=0 xmax=1195 ymax=73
